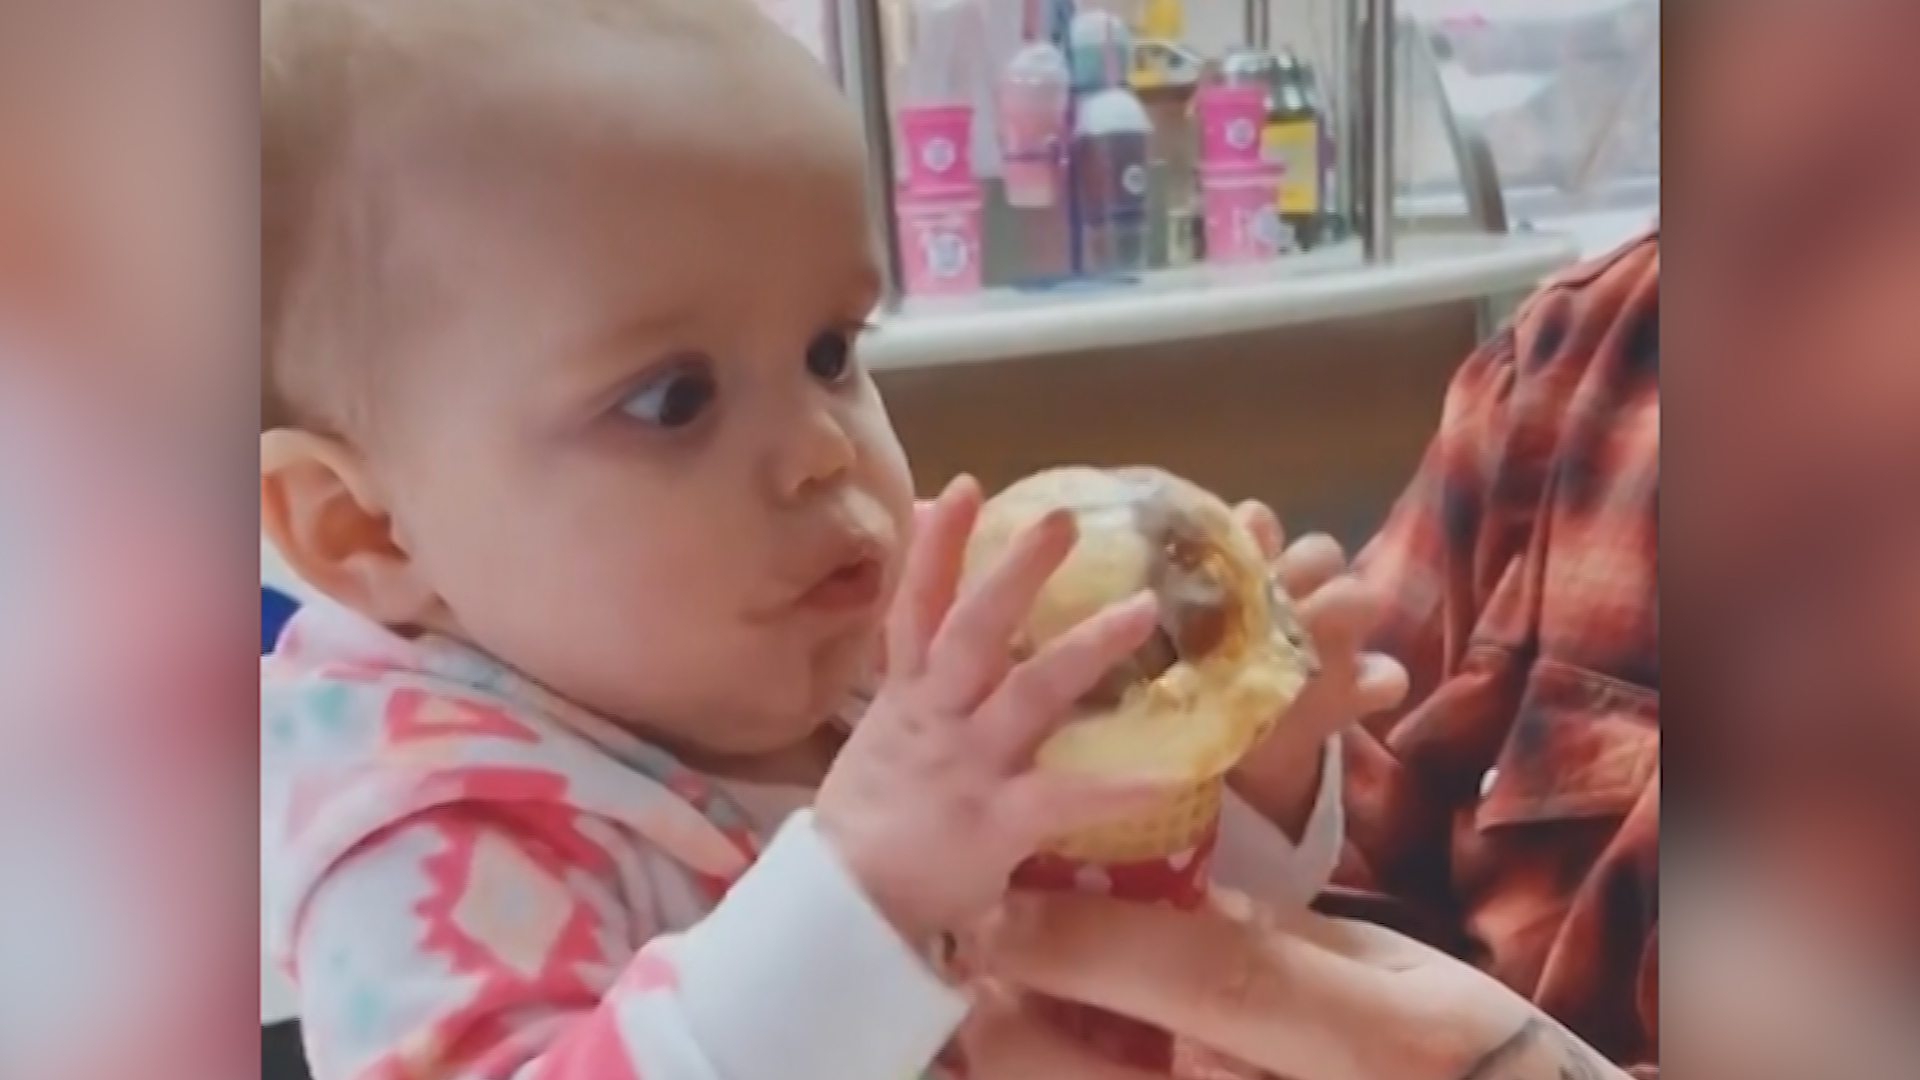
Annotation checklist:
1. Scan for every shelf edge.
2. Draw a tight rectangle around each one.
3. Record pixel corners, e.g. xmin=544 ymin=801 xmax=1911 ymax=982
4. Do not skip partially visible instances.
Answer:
xmin=864 ymin=233 xmax=1579 ymax=371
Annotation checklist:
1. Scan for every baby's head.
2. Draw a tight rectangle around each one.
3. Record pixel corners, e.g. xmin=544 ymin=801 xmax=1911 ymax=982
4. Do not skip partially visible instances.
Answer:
xmin=260 ymin=0 xmax=915 ymax=769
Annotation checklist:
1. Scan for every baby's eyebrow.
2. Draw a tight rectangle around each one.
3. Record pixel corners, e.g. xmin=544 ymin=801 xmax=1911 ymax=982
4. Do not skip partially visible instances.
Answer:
xmin=553 ymin=303 xmax=709 ymax=390
xmin=577 ymin=305 xmax=703 ymax=359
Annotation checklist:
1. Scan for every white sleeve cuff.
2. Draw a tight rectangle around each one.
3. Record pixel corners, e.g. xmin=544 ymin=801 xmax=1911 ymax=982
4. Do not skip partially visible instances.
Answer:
xmin=1214 ymin=735 xmax=1344 ymax=909
xmin=669 ymin=808 xmax=968 ymax=1080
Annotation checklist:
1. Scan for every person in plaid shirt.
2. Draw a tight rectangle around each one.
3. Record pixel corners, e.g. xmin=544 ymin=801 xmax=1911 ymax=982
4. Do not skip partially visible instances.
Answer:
xmin=1327 ymin=235 xmax=1660 ymax=1067
xmin=975 ymin=234 xmax=1659 ymax=1080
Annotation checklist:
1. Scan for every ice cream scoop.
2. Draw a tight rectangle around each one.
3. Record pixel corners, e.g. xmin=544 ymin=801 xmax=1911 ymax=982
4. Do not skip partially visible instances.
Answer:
xmin=965 ymin=465 xmax=1315 ymax=794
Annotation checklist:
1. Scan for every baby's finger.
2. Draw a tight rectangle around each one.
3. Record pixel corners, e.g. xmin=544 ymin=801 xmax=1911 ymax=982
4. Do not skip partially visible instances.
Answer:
xmin=1260 ymin=583 xmax=1371 ymax=742
xmin=886 ymin=475 xmax=982 ymax=677
xmin=1353 ymin=652 xmax=1410 ymax=717
xmin=1273 ymin=533 xmax=1347 ymax=600
xmin=974 ymin=591 xmax=1158 ymax=766
xmin=924 ymin=510 xmax=1079 ymax=710
xmin=1234 ymin=500 xmax=1285 ymax=561
xmin=1294 ymin=575 xmax=1380 ymax=656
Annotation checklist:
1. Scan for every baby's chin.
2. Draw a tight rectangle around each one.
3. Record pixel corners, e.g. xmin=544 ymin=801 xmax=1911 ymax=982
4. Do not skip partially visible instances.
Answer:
xmin=802 ymin=613 xmax=884 ymax=701
xmin=665 ymin=686 xmax=853 ymax=786
xmin=682 ymin=634 xmax=874 ymax=747
xmin=796 ymin=632 xmax=879 ymax=727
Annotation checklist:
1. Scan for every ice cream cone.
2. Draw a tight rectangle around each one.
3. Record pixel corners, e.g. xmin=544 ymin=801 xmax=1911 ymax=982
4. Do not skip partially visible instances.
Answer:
xmin=1049 ymin=775 xmax=1220 ymax=864
xmin=965 ymin=467 xmax=1316 ymax=1079
xmin=1013 ymin=775 xmax=1220 ymax=914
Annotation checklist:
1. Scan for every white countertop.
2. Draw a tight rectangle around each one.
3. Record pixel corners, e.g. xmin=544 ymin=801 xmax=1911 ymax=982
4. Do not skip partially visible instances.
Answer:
xmin=1535 ymin=208 xmax=1657 ymax=258
xmin=864 ymin=230 xmax=1579 ymax=372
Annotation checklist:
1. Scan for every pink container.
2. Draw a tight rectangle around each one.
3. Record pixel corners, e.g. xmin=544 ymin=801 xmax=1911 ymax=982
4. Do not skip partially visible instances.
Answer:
xmin=1200 ymin=164 xmax=1287 ymax=265
xmin=1195 ymin=84 xmax=1267 ymax=169
xmin=896 ymin=184 xmax=983 ymax=296
xmin=899 ymin=104 xmax=976 ymax=193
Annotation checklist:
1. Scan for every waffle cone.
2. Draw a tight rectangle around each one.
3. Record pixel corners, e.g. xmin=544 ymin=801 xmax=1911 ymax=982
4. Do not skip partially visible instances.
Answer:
xmin=1047 ymin=776 xmax=1222 ymax=864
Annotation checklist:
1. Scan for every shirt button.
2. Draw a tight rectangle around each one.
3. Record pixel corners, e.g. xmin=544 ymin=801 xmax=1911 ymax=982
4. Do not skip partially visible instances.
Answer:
xmin=1479 ymin=767 xmax=1500 ymax=798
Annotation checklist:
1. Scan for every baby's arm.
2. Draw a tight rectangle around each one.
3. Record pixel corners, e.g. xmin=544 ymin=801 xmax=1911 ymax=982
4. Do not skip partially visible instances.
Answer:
xmin=1211 ymin=736 xmax=1345 ymax=909
xmin=292 ymin=802 xmax=963 ymax=1080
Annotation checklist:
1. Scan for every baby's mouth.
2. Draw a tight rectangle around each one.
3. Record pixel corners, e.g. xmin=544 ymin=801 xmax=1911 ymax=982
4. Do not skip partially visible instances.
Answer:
xmin=797 ymin=552 xmax=886 ymax=613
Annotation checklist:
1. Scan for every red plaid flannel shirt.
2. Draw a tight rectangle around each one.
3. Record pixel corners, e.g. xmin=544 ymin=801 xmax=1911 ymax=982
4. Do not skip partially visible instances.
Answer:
xmin=1337 ymin=233 xmax=1660 ymax=1075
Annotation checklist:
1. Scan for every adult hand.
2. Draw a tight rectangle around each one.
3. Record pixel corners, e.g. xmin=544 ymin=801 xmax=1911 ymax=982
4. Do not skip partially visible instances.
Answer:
xmin=975 ymin=890 xmax=1633 ymax=1080
xmin=956 ymin=982 xmax=1164 ymax=1080
xmin=1227 ymin=502 xmax=1408 ymax=835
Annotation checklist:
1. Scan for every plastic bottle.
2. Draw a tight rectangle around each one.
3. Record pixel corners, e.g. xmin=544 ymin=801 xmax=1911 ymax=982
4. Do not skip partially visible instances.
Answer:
xmin=1264 ymin=50 xmax=1327 ymax=249
xmin=1071 ymin=84 xmax=1154 ymax=274
xmin=1066 ymin=8 xmax=1131 ymax=93
xmin=894 ymin=0 xmax=991 ymax=188
xmin=1139 ymin=0 xmax=1183 ymax=41
xmin=893 ymin=0 xmax=989 ymax=296
xmin=1299 ymin=59 xmax=1344 ymax=241
xmin=1218 ymin=46 xmax=1327 ymax=250
xmin=995 ymin=40 xmax=1071 ymax=209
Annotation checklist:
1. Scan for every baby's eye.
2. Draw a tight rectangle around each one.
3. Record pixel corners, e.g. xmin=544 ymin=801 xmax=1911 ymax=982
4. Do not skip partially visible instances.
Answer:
xmin=804 ymin=330 xmax=858 ymax=385
xmin=620 ymin=362 xmax=717 ymax=430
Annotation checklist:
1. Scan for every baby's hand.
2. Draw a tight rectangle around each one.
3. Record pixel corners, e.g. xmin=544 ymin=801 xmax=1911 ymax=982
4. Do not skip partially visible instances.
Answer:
xmin=815 ymin=475 xmax=1170 ymax=946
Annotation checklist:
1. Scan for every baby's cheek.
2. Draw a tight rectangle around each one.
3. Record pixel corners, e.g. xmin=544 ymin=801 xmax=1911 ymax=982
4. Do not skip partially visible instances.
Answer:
xmin=832 ymin=613 xmax=886 ymax=690
xmin=848 ymin=398 xmax=915 ymax=518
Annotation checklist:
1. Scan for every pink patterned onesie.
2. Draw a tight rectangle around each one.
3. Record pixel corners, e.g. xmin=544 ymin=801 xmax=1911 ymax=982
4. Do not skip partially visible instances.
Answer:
xmin=261 ymin=600 xmax=1345 ymax=1080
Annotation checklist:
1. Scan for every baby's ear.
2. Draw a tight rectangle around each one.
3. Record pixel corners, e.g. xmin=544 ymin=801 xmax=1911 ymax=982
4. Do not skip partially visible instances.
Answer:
xmin=260 ymin=429 xmax=436 ymax=627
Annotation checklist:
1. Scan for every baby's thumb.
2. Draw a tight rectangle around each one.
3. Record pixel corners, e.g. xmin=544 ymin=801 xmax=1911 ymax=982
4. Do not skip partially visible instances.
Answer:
xmin=1234 ymin=500 xmax=1285 ymax=561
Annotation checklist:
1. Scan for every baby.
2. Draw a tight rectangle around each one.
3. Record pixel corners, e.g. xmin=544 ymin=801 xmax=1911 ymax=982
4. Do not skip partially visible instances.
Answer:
xmin=259 ymin=2 xmax=1344 ymax=1079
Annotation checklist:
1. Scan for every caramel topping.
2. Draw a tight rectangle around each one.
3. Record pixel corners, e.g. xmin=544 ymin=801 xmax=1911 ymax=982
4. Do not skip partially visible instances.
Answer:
xmin=1132 ymin=473 xmax=1243 ymax=663
xmin=1081 ymin=629 xmax=1179 ymax=708
xmin=1075 ymin=471 xmax=1246 ymax=708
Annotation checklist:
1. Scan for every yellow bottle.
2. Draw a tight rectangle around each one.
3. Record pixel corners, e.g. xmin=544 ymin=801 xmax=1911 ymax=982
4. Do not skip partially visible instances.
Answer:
xmin=1127 ymin=0 xmax=1193 ymax=91
xmin=1139 ymin=0 xmax=1182 ymax=40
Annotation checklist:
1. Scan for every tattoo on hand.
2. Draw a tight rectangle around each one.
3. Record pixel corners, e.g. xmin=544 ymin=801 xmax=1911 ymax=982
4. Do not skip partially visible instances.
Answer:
xmin=1454 ymin=1016 xmax=1617 ymax=1080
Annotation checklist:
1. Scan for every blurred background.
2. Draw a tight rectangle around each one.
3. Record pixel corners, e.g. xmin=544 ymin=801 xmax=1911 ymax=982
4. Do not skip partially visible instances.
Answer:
xmin=776 ymin=0 xmax=1656 ymax=551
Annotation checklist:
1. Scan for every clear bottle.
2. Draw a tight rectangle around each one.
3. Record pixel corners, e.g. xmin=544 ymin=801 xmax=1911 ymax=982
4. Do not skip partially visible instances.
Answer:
xmin=995 ymin=41 xmax=1072 ymax=209
xmin=1066 ymin=8 xmax=1132 ymax=93
xmin=899 ymin=0 xmax=989 ymax=108
xmin=1071 ymin=85 xmax=1154 ymax=275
